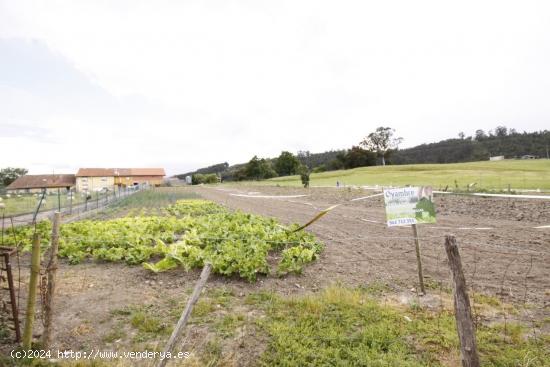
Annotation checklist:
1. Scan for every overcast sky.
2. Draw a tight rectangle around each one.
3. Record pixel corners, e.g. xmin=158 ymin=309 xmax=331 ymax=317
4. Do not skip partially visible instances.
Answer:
xmin=1 ymin=1 xmax=549 ymax=175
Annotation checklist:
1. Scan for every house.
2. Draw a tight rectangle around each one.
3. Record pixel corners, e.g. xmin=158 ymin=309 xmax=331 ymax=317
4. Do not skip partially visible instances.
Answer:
xmin=489 ymin=155 xmax=504 ymax=161
xmin=6 ymin=174 xmax=76 ymax=194
xmin=76 ymin=168 xmax=116 ymax=193
xmin=113 ymin=168 xmax=166 ymax=187
xmin=76 ymin=168 xmax=166 ymax=192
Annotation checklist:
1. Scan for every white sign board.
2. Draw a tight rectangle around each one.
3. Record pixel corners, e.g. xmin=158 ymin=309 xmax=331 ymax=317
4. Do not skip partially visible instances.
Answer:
xmin=383 ymin=186 xmax=436 ymax=227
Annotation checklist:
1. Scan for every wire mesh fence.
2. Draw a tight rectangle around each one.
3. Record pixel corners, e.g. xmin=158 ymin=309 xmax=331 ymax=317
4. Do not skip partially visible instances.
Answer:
xmin=0 ymin=185 xmax=146 ymax=229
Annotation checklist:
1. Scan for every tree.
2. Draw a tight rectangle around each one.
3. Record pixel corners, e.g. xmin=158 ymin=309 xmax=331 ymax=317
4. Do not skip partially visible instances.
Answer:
xmin=0 ymin=167 xmax=28 ymax=187
xmin=360 ymin=127 xmax=403 ymax=166
xmin=274 ymin=151 xmax=301 ymax=176
xmin=458 ymin=132 xmax=465 ymax=139
xmin=495 ymin=125 xmax=508 ymax=137
xmin=191 ymin=173 xmax=219 ymax=184
xmin=298 ymin=165 xmax=310 ymax=188
xmin=326 ymin=152 xmax=347 ymax=170
xmin=343 ymin=146 xmax=377 ymax=168
xmin=242 ymin=156 xmax=277 ymax=180
xmin=474 ymin=129 xmax=487 ymax=141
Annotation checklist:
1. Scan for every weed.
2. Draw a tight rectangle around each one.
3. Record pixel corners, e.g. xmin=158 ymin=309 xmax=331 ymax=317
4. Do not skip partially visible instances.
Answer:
xmin=130 ymin=311 xmax=165 ymax=334
xmin=214 ymin=314 xmax=245 ymax=338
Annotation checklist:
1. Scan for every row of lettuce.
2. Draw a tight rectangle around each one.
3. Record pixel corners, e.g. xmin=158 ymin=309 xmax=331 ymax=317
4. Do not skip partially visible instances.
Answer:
xmin=4 ymin=200 xmax=322 ymax=281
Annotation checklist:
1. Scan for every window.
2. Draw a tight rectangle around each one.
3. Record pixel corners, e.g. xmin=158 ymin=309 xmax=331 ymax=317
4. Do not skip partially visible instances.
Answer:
xmin=101 ymin=178 xmax=107 ymax=182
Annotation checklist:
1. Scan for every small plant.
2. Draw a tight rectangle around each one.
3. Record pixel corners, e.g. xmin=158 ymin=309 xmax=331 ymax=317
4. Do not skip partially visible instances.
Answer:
xmin=130 ymin=311 xmax=165 ymax=334
xmin=278 ymin=245 xmax=317 ymax=275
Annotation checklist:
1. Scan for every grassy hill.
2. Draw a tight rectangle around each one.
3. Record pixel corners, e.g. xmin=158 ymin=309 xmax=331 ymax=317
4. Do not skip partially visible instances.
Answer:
xmin=264 ymin=160 xmax=550 ymax=191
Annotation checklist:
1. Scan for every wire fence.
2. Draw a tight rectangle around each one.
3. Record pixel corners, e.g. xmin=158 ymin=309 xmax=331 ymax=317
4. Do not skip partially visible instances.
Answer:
xmin=0 ymin=185 xmax=146 ymax=228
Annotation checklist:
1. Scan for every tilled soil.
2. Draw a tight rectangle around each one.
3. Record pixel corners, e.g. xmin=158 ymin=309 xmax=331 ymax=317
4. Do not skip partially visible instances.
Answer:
xmin=191 ymin=185 xmax=549 ymax=307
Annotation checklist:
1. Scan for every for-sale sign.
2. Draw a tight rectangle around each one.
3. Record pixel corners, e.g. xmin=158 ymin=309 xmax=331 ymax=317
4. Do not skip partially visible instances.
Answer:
xmin=383 ymin=186 xmax=436 ymax=227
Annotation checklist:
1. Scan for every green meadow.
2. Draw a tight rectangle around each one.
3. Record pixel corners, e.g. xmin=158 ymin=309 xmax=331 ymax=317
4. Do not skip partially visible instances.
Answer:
xmin=265 ymin=160 xmax=550 ymax=191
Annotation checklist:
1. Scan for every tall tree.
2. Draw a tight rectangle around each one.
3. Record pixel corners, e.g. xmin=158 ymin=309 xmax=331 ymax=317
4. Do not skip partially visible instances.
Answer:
xmin=274 ymin=151 xmax=301 ymax=176
xmin=242 ymin=156 xmax=277 ymax=180
xmin=495 ymin=125 xmax=508 ymax=137
xmin=343 ymin=146 xmax=377 ymax=168
xmin=360 ymin=127 xmax=403 ymax=166
xmin=0 ymin=167 xmax=28 ymax=187
xmin=474 ymin=129 xmax=487 ymax=140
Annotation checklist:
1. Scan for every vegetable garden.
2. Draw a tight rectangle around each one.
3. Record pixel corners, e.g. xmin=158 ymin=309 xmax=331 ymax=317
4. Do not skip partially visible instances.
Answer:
xmin=6 ymin=200 xmax=323 ymax=281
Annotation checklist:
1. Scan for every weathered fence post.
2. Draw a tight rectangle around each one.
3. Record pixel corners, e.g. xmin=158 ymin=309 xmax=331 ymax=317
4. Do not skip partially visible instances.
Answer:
xmin=444 ymin=235 xmax=480 ymax=367
xmin=412 ymin=224 xmax=425 ymax=295
xmin=156 ymin=263 xmax=212 ymax=367
xmin=42 ymin=212 xmax=60 ymax=349
xmin=2 ymin=248 xmax=21 ymax=342
xmin=1 ymin=212 xmax=4 ymax=245
xmin=32 ymin=189 xmax=46 ymax=224
xmin=22 ymin=233 xmax=41 ymax=349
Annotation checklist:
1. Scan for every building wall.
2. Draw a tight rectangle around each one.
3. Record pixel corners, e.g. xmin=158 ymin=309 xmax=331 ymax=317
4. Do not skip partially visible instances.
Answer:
xmin=114 ymin=175 xmax=164 ymax=186
xmin=76 ymin=176 xmax=115 ymax=192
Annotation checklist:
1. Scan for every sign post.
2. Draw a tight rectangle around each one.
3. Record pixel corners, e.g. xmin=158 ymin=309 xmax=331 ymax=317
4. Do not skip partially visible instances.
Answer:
xmin=383 ymin=186 xmax=436 ymax=295
xmin=412 ymin=223 xmax=425 ymax=294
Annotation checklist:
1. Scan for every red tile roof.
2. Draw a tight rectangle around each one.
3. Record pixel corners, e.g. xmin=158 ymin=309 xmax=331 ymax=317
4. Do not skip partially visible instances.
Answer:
xmin=7 ymin=174 xmax=76 ymax=190
xmin=126 ymin=168 xmax=166 ymax=176
xmin=76 ymin=168 xmax=116 ymax=177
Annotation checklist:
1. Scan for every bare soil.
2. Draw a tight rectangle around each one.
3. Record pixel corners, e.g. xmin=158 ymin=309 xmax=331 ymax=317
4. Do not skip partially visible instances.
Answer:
xmin=191 ymin=186 xmax=549 ymax=304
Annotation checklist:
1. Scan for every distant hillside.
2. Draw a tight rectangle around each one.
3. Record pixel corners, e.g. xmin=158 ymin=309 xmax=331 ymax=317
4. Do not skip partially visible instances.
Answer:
xmin=175 ymin=162 xmax=229 ymax=179
xmin=392 ymin=130 xmax=550 ymax=164
xmin=175 ymin=129 xmax=549 ymax=180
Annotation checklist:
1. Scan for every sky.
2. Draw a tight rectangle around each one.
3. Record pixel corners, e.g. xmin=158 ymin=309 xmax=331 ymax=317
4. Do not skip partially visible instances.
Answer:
xmin=1 ymin=1 xmax=549 ymax=176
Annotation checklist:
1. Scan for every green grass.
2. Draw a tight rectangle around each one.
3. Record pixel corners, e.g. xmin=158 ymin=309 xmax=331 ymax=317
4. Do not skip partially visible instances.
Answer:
xmin=256 ymin=286 xmax=548 ymax=366
xmin=260 ymin=160 xmax=550 ymax=191
xmin=88 ymin=187 xmax=200 ymax=219
xmin=0 ymin=191 xmax=92 ymax=216
xmin=5 ymin=285 xmax=546 ymax=367
xmin=109 ymin=187 xmax=199 ymax=210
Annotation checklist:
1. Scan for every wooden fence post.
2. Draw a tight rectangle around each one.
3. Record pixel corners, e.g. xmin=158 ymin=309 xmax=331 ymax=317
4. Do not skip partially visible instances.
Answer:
xmin=156 ymin=263 xmax=212 ymax=367
xmin=444 ymin=235 xmax=480 ymax=367
xmin=1 ymin=212 xmax=4 ymax=245
xmin=412 ymin=224 xmax=426 ymax=295
xmin=42 ymin=212 xmax=60 ymax=349
xmin=22 ymin=233 xmax=41 ymax=349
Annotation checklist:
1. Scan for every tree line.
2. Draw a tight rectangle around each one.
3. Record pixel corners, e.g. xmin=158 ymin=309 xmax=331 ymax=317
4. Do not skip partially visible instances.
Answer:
xmin=178 ymin=126 xmax=549 ymax=184
xmin=392 ymin=128 xmax=550 ymax=164
xmin=0 ymin=167 xmax=28 ymax=194
xmin=184 ymin=127 xmax=402 ymax=183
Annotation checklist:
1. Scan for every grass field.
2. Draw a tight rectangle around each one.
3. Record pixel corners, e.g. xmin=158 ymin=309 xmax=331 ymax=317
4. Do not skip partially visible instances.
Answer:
xmin=265 ymin=160 xmax=550 ymax=191
xmin=0 ymin=188 xmax=139 ymax=217
xmin=0 ymin=191 xmax=90 ymax=216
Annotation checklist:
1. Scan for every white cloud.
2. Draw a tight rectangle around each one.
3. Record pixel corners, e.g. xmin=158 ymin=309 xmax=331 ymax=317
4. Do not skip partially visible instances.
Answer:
xmin=1 ymin=0 xmax=549 ymax=175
